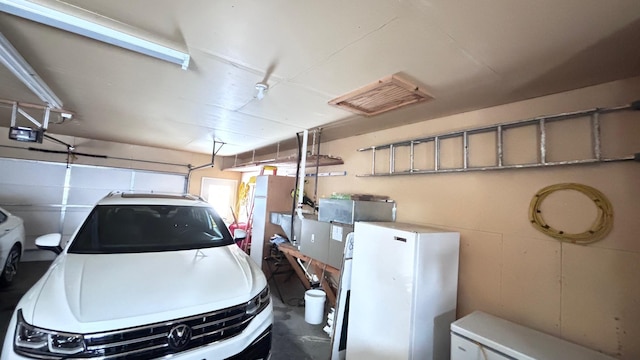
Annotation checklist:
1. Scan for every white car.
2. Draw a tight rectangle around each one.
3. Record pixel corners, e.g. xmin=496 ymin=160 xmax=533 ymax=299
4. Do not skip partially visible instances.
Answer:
xmin=2 ymin=193 xmax=272 ymax=359
xmin=0 ymin=206 xmax=25 ymax=287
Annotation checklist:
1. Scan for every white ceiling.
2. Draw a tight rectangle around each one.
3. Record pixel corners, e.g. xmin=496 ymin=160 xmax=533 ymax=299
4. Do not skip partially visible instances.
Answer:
xmin=1 ymin=0 xmax=639 ymax=156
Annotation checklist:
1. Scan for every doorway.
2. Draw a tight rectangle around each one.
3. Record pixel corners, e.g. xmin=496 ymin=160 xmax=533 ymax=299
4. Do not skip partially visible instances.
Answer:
xmin=200 ymin=177 xmax=238 ymax=224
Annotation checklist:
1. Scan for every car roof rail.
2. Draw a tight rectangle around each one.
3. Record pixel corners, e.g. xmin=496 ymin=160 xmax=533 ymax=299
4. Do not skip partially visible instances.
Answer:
xmin=183 ymin=193 xmax=206 ymax=202
xmin=102 ymin=192 xmax=206 ymax=202
xmin=106 ymin=191 xmax=122 ymax=198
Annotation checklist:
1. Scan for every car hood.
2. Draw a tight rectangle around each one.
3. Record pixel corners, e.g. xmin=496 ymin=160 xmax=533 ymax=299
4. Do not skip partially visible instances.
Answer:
xmin=23 ymin=245 xmax=265 ymax=333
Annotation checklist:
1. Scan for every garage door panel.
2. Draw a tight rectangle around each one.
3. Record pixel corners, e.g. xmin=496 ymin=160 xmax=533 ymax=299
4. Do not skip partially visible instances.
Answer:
xmin=62 ymin=208 xmax=91 ymax=236
xmin=10 ymin=209 xmax=60 ymax=238
xmin=61 ymin=235 xmax=73 ymax=249
xmin=22 ymin=236 xmax=56 ymax=258
xmin=25 ymin=235 xmax=74 ymax=255
xmin=0 ymin=184 xmax=63 ymax=205
xmin=24 ymin=235 xmax=39 ymax=250
xmin=0 ymin=158 xmax=66 ymax=186
xmin=0 ymin=159 xmax=186 ymax=254
xmin=67 ymin=188 xmax=123 ymax=206
xmin=70 ymin=166 xmax=133 ymax=189
xmin=133 ymin=172 xmax=186 ymax=193
xmin=21 ymin=241 xmax=57 ymax=260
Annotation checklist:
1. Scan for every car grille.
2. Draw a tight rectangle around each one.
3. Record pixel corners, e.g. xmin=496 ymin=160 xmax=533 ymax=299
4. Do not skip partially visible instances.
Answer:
xmin=82 ymin=302 xmax=252 ymax=359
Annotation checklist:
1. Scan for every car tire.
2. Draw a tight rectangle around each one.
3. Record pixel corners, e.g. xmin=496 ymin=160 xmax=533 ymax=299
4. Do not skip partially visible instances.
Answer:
xmin=0 ymin=244 xmax=20 ymax=287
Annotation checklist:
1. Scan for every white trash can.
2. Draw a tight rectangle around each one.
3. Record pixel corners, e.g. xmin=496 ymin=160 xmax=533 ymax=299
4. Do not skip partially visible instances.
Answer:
xmin=304 ymin=289 xmax=326 ymax=325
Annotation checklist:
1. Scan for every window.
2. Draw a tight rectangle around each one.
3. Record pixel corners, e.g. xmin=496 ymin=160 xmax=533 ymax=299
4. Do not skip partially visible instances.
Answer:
xmin=0 ymin=210 xmax=6 ymax=224
xmin=68 ymin=205 xmax=234 ymax=254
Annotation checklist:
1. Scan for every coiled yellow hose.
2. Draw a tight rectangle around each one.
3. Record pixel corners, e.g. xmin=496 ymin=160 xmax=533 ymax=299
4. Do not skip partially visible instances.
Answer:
xmin=529 ymin=183 xmax=614 ymax=244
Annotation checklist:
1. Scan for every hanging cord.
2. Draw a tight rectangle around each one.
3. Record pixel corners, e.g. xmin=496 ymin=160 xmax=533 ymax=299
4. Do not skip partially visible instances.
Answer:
xmin=313 ymin=129 xmax=322 ymax=203
xmin=319 ymin=265 xmax=327 ymax=288
xmin=529 ymin=183 xmax=613 ymax=244
xmin=289 ymin=132 xmax=303 ymax=245
xmin=479 ymin=344 xmax=489 ymax=360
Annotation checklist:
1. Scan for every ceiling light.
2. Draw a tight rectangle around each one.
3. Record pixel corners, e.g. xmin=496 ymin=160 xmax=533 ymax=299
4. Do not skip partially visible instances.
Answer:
xmin=255 ymin=82 xmax=268 ymax=100
xmin=0 ymin=0 xmax=190 ymax=70
xmin=0 ymin=32 xmax=63 ymax=108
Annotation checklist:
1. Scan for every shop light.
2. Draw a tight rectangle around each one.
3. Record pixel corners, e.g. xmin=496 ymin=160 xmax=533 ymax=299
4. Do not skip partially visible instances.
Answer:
xmin=0 ymin=0 xmax=190 ymax=70
xmin=0 ymin=32 xmax=63 ymax=108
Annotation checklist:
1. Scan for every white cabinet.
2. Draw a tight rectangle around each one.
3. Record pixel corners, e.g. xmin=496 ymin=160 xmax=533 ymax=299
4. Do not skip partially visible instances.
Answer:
xmin=346 ymin=222 xmax=460 ymax=360
xmin=250 ymin=175 xmax=295 ymax=267
xmin=451 ymin=311 xmax=616 ymax=360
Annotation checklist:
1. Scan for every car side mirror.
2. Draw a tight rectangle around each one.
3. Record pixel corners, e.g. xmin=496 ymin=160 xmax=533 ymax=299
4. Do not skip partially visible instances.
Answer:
xmin=234 ymin=229 xmax=247 ymax=241
xmin=35 ymin=233 xmax=63 ymax=254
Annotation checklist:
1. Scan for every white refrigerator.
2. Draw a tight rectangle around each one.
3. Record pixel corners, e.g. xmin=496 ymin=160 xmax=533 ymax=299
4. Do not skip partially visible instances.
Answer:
xmin=346 ymin=222 xmax=460 ymax=360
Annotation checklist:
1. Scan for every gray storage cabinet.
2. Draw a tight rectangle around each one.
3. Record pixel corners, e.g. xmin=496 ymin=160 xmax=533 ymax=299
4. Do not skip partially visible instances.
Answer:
xmin=318 ymin=198 xmax=396 ymax=224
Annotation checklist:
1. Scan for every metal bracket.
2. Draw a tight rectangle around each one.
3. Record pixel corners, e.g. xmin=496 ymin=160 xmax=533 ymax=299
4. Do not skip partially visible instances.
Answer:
xmin=185 ymin=140 xmax=226 ymax=193
xmin=212 ymin=140 xmax=225 ymax=163
xmin=5 ymin=101 xmax=75 ymax=144
xmin=188 ymin=140 xmax=226 ymax=171
xmin=8 ymin=102 xmax=48 ymax=143
xmin=3 ymin=100 xmax=74 ymax=129
xmin=11 ymin=103 xmax=50 ymax=129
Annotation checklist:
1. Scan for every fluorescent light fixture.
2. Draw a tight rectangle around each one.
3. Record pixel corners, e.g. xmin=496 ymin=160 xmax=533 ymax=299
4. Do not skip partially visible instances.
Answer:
xmin=0 ymin=0 xmax=190 ymax=70
xmin=0 ymin=32 xmax=63 ymax=108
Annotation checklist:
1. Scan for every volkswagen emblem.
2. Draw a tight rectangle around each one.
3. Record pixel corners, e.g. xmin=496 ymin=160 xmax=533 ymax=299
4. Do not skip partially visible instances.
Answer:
xmin=167 ymin=324 xmax=192 ymax=350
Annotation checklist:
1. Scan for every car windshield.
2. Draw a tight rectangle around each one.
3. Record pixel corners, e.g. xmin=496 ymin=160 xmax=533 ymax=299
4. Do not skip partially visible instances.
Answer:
xmin=68 ymin=205 xmax=234 ymax=254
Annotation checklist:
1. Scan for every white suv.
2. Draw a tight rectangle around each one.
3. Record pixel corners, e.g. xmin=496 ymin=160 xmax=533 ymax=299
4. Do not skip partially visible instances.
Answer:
xmin=2 ymin=193 xmax=272 ymax=359
xmin=0 ymin=206 xmax=25 ymax=287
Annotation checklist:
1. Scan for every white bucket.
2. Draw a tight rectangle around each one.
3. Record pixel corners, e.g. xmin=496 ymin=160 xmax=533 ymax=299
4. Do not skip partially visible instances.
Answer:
xmin=304 ymin=289 xmax=326 ymax=325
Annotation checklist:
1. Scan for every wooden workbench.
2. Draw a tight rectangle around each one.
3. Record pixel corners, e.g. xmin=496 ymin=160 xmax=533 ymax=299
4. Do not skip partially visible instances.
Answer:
xmin=277 ymin=243 xmax=340 ymax=308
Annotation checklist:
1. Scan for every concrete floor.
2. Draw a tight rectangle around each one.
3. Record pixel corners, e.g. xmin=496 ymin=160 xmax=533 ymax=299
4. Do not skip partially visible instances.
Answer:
xmin=0 ymin=260 xmax=331 ymax=359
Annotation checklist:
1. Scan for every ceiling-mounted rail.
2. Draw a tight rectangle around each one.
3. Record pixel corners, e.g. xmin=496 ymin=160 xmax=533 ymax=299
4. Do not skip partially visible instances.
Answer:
xmin=357 ymin=100 xmax=640 ymax=177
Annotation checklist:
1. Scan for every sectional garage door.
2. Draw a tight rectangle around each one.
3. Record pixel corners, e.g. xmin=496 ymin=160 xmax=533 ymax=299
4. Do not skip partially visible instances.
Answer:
xmin=0 ymin=157 xmax=186 ymax=255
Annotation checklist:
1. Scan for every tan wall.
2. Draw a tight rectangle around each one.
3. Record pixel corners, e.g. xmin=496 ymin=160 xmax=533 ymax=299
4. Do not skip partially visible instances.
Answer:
xmin=306 ymin=77 xmax=640 ymax=359
xmin=0 ymin=128 xmax=241 ymax=197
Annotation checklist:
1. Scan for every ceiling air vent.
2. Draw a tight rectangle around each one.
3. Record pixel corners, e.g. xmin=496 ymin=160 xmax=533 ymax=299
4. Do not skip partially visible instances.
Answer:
xmin=329 ymin=74 xmax=433 ymax=116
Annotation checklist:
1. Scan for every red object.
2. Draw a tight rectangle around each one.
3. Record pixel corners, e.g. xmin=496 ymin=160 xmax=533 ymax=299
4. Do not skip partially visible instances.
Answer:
xmin=229 ymin=222 xmax=246 ymax=236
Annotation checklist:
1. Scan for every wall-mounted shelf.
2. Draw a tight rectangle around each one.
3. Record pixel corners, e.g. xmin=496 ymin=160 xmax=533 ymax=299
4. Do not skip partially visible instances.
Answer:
xmin=224 ymin=154 xmax=343 ymax=173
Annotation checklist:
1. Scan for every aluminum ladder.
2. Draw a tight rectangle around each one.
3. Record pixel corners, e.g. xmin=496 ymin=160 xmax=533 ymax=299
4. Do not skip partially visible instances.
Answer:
xmin=357 ymin=101 xmax=640 ymax=177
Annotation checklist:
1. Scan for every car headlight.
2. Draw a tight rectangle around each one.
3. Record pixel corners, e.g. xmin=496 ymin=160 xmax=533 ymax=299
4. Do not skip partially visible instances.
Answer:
xmin=245 ymin=286 xmax=270 ymax=316
xmin=14 ymin=309 xmax=85 ymax=358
